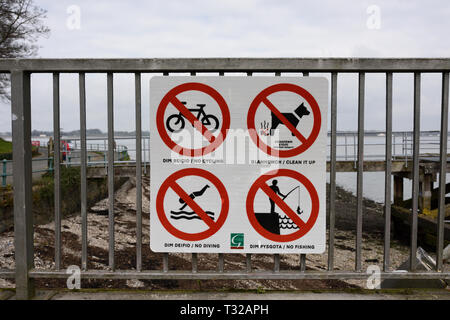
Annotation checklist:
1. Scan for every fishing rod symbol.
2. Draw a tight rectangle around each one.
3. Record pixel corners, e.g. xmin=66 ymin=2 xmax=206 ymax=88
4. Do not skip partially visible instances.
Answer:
xmin=283 ymin=185 xmax=303 ymax=215
xmin=269 ymin=180 xmax=303 ymax=215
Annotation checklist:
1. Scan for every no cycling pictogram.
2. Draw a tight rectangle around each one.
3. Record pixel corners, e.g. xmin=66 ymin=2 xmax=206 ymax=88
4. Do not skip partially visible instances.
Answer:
xmin=247 ymin=83 xmax=322 ymax=158
xmin=156 ymin=82 xmax=231 ymax=157
xmin=246 ymin=169 xmax=319 ymax=242
xmin=156 ymin=168 xmax=229 ymax=241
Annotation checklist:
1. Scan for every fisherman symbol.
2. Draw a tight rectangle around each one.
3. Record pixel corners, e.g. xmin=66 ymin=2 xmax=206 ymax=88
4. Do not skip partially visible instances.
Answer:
xmin=170 ymin=185 xmax=215 ymax=221
xmin=269 ymin=180 xmax=285 ymax=214
xmin=255 ymin=179 xmax=303 ymax=235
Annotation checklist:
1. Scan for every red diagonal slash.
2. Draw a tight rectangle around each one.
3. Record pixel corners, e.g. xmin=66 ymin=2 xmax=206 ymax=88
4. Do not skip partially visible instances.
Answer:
xmin=169 ymin=180 xmax=216 ymax=228
xmin=170 ymin=97 xmax=216 ymax=143
xmin=262 ymin=97 xmax=307 ymax=144
xmin=258 ymin=182 xmax=306 ymax=229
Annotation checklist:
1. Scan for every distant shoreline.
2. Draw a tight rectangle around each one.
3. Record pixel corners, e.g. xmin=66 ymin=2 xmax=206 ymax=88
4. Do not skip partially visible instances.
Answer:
xmin=0 ymin=129 xmax=446 ymax=139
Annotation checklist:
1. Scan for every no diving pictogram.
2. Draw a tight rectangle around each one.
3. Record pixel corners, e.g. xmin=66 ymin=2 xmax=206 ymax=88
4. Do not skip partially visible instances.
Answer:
xmin=246 ymin=169 xmax=319 ymax=242
xmin=247 ymin=83 xmax=322 ymax=158
xmin=156 ymin=168 xmax=229 ymax=241
xmin=156 ymin=82 xmax=231 ymax=157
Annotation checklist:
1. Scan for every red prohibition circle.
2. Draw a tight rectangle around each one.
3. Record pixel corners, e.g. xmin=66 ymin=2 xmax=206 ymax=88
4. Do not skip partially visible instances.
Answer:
xmin=246 ymin=169 xmax=319 ymax=242
xmin=156 ymin=82 xmax=230 ymax=157
xmin=156 ymin=168 xmax=229 ymax=241
xmin=247 ymin=83 xmax=322 ymax=158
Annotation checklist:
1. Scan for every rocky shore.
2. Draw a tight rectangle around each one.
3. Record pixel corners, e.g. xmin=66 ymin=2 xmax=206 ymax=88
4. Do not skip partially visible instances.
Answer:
xmin=0 ymin=177 xmax=421 ymax=290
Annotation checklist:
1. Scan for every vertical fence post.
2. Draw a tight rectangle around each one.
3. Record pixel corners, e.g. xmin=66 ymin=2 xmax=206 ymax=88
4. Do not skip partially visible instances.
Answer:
xmin=11 ymin=70 xmax=35 ymax=299
xmin=298 ymin=71 xmax=310 ymax=272
xmin=384 ymin=72 xmax=393 ymax=271
xmin=2 ymin=159 xmax=6 ymax=187
xmin=344 ymin=134 xmax=348 ymax=160
xmin=436 ymin=72 xmax=449 ymax=271
xmin=355 ymin=72 xmax=365 ymax=272
xmin=143 ymin=136 xmax=147 ymax=175
xmin=218 ymin=71 xmax=225 ymax=273
xmin=53 ymin=72 xmax=62 ymax=270
xmin=107 ymin=72 xmax=115 ymax=270
xmin=328 ymin=72 xmax=337 ymax=271
xmin=353 ymin=133 xmax=357 ymax=168
xmin=246 ymin=71 xmax=253 ymax=273
xmin=135 ymin=72 xmax=143 ymax=272
xmin=410 ymin=72 xmax=421 ymax=271
xmin=79 ymin=73 xmax=88 ymax=270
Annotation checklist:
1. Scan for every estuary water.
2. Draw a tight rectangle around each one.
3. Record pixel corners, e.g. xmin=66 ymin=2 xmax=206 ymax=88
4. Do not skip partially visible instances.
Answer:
xmin=6 ymin=132 xmax=448 ymax=204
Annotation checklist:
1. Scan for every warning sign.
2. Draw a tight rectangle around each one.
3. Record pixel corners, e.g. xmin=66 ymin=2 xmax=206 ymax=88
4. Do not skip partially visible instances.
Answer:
xmin=156 ymin=82 xmax=230 ymax=157
xmin=156 ymin=168 xmax=229 ymax=241
xmin=247 ymin=83 xmax=322 ymax=158
xmin=150 ymin=76 xmax=327 ymax=253
xmin=246 ymin=169 xmax=319 ymax=242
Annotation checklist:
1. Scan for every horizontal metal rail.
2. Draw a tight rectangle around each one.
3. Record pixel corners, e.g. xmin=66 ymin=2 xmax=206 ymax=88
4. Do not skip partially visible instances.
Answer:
xmin=27 ymin=270 xmax=450 ymax=280
xmin=1 ymin=58 xmax=450 ymax=73
xmin=1 ymin=157 xmax=54 ymax=186
xmin=0 ymin=270 xmax=14 ymax=278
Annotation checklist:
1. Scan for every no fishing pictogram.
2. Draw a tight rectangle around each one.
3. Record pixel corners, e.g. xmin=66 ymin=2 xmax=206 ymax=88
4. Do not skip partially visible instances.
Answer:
xmin=246 ymin=169 xmax=319 ymax=242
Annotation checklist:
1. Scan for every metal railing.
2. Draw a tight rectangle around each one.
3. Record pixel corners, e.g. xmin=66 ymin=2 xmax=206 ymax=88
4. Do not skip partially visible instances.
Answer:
xmin=1 ymin=157 xmax=54 ymax=187
xmin=332 ymin=131 xmax=450 ymax=168
xmin=0 ymin=58 xmax=449 ymax=299
xmin=2 ymin=131 xmax=446 ymax=187
xmin=0 ymin=140 xmax=150 ymax=186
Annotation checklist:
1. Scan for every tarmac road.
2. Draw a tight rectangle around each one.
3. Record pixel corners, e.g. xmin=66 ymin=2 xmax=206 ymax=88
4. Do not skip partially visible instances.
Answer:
xmin=1 ymin=288 xmax=450 ymax=300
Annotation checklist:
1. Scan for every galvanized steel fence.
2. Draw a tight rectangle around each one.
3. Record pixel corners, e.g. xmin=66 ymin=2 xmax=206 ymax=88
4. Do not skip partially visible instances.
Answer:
xmin=0 ymin=58 xmax=449 ymax=299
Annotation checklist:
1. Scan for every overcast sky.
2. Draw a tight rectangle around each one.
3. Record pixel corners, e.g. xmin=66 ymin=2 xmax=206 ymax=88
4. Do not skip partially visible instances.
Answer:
xmin=1 ymin=0 xmax=449 ymax=133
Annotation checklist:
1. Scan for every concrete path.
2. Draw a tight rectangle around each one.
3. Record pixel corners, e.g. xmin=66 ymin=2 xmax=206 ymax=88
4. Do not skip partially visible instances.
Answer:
xmin=1 ymin=289 xmax=449 ymax=300
xmin=2 ymin=147 xmax=49 ymax=185
xmin=2 ymin=147 xmax=107 ymax=186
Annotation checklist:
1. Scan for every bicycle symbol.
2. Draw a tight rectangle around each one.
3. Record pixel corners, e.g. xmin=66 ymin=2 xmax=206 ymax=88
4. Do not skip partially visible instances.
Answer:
xmin=166 ymin=102 xmax=220 ymax=133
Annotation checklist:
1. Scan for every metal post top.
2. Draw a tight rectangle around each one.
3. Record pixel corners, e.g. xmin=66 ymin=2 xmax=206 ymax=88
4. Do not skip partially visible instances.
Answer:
xmin=1 ymin=57 xmax=450 ymax=73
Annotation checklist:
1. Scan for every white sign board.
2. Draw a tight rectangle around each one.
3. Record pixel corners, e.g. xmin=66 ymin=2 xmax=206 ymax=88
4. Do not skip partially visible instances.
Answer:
xmin=150 ymin=76 xmax=328 ymax=254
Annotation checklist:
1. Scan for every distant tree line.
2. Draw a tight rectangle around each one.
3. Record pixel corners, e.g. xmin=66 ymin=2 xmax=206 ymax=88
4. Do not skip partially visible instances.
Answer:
xmin=2 ymin=129 xmax=152 ymax=137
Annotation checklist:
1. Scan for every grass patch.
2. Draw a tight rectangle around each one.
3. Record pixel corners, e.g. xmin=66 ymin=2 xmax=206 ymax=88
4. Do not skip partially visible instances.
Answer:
xmin=0 ymin=137 xmax=40 ymax=160
xmin=0 ymin=138 xmax=12 ymax=159
xmin=0 ymin=138 xmax=12 ymax=153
